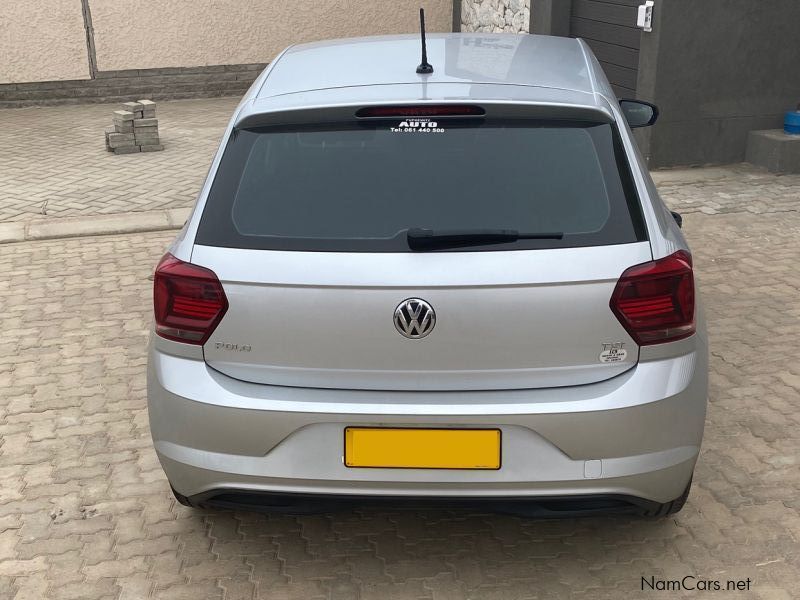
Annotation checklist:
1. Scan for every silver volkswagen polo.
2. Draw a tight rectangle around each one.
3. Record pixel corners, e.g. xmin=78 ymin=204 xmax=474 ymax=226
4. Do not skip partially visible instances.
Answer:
xmin=147 ymin=32 xmax=707 ymax=517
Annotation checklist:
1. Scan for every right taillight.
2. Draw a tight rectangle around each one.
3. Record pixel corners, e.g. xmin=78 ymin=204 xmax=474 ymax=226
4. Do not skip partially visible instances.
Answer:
xmin=153 ymin=253 xmax=228 ymax=345
xmin=610 ymin=250 xmax=695 ymax=345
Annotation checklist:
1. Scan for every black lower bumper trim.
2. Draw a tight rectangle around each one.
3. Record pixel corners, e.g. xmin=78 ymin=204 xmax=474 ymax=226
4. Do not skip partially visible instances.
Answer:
xmin=179 ymin=488 xmax=664 ymax=518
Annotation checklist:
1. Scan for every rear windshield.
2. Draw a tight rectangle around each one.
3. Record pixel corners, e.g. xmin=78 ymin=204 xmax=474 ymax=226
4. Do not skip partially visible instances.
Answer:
xmin=197 ymin=118 xmax=646 ymax=252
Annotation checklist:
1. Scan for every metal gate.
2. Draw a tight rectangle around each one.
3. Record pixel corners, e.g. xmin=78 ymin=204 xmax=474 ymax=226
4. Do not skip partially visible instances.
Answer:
xmin=569 ymin=0 xmax=642 ymax=97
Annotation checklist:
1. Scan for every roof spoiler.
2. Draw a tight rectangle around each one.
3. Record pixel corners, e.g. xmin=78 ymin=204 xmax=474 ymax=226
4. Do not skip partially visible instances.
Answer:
xmin=234 ymin=103 xmax=615 ymax=130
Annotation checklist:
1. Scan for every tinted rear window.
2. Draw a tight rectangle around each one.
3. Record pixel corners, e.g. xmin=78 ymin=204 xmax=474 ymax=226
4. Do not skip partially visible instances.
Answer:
xmin=197 ymin=119 xmax=646 ymax=251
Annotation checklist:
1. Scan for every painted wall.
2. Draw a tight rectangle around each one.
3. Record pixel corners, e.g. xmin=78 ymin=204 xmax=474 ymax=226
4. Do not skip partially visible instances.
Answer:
xmin=90 ymin=0 xmax=452 ymax=72
xmin=0 ymin=2 xmax=90 ymax=84
xmin=0 ymin=1 xmax=451 ymax=84
xmin=640 ymin=0 xmax=800 ymax=167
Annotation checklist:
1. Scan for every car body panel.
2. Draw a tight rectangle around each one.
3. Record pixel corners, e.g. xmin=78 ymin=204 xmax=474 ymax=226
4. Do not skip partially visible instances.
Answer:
xmin=236 ymin=85 xmax=612 ymax=128
xmin=148 ymin=336 xmax=707 ymax=503
xmin=253 ymin=34 xmax=595 ymax=99
xmin=196 ymin=242 xmax=649 ymax=390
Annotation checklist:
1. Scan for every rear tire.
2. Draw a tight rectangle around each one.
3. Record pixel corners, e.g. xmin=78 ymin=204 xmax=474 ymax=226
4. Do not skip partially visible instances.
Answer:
xmin=649 ymin=476 xmax=692 ymax=517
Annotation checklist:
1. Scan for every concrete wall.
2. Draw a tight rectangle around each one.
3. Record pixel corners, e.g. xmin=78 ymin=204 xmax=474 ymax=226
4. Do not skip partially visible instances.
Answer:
xmin=0 ymin=2 xmax=90 ymax=83
xmin=642 ymin=0 xmax=800 ymax=167
xmin=89 ymin=0 xmax=452 ymax=72
xmin=0 ymin=0 xmax=452 ymax=84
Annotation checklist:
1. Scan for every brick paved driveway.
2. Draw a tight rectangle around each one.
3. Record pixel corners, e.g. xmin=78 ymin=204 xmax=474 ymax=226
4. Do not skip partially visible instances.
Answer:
xmin=1 ymin=207 xmax=798 ymax=599
xmin=1 ymin=97 xmax=800 ymax=223
xmin=0 ymin=99 xmax=237 ymax=222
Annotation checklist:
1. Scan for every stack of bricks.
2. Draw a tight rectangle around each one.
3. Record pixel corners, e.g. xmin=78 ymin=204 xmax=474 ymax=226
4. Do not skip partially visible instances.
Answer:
xmin=105 ymin=100 xmax=164 ymax=154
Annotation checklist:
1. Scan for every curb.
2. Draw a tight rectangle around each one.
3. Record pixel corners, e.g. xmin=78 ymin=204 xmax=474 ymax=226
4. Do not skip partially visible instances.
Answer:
xmin=0 ymin=207 xmax=191 ymax=244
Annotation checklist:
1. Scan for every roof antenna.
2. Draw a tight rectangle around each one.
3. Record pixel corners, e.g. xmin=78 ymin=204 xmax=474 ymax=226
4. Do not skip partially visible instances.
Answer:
xmin=416 ymin=8 xmax=434 ymax=74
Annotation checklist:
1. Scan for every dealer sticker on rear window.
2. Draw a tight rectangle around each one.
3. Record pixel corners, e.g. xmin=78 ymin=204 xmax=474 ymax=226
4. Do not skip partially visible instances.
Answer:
xmin=391 ymin=119 xmax=445 ymax=133
xmin=599 ymin=342 xmax=627 ymax=363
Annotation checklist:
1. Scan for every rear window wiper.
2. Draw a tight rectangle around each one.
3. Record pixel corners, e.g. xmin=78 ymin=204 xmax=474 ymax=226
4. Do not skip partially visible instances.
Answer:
xmin=406 ymin=228 xmax=564 ymax=250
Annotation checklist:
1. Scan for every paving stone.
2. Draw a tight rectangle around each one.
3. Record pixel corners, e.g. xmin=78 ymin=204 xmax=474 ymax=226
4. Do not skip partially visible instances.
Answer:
xmin=133 ymin=117 xmax=158 ymax=128
xmin=0 ymin=557 xmax=47 ymax=576
xmin=112 ymin=110 xmax=135 ymax=121
xmin=112 ymin=145 xmax=141 ymax=155
xmin=132 ymin=126 xmax=158 ymax=137
xmin=106 ymin=135 xmax=135 ymax=150
xmin=24 ymin=211 xmax=170 ymax=240
xmin=106 ymin=132 xmax=134 ymax=144
xmin=120 ymin=102 xmax=143 ymax=113
xmin=134 ymin=132 xmax=160 ymax=144
xmin=0 ymin=222 xmax=25 ymax=243
xmin=113 ymin=121 xmax=134 ymax=133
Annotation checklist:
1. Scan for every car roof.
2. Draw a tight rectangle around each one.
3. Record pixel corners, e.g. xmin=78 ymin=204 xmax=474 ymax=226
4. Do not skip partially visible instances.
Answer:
xmin=236 ymin=33 xmax=614 ymax=121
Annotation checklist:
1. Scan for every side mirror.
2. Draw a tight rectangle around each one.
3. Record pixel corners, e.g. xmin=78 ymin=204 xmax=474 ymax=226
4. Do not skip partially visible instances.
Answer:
xmin=619 ymin=99 xmax=659 ymax=128
xmin=670 ymin=211 xmax=683 ymax=228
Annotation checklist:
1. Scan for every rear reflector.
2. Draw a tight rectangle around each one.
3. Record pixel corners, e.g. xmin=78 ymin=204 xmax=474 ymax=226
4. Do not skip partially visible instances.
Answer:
xmin=356 ymin=105 xmax=485 ymax=118
xmin=610 ymin=250 xmax=695 ymax=345
xmin=153 ymin=253 xmax=228 ymax=345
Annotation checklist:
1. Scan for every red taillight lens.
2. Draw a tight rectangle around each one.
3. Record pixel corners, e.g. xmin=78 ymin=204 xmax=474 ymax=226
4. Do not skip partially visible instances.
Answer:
xmin=153 ymin=253 xmax=228 ymax=345
xmin=610 ymin=250 xmax=695 ymax=345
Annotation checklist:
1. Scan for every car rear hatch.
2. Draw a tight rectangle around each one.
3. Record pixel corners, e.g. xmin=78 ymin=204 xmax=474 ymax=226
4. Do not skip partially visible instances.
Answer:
xmin=192 ymin=244 xmax=648 ymax=390
xmin=188 ymin=105 xmax=651 ymax=391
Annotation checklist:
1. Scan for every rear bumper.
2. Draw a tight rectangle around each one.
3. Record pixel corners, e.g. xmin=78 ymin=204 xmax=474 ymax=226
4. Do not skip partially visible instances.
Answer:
xmin=147 ymin=340 xmax=707 ymax=505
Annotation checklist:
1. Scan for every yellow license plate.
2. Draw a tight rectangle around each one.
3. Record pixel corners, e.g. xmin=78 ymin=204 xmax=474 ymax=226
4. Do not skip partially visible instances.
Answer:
xmin=344 ymin=427 xmax=501 ymax=469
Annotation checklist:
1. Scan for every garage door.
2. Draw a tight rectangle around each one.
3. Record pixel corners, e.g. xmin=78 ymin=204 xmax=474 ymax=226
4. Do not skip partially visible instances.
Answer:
xmin=569 ymin=0 xmax=642 ymax=97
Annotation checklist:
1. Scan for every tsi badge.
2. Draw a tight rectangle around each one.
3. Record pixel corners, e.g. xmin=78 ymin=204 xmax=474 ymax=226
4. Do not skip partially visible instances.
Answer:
xmin=599 ymin=342 xmax=627 ymax=363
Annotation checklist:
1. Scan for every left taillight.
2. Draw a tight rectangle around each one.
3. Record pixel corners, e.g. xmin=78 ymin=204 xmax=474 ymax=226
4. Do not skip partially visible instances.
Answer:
xmin=610 ymin=250 xmax=695 ymax=346
xmin=153 ymin=253 xmax=228 ymax=345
